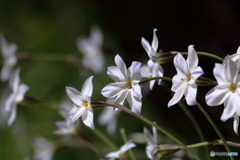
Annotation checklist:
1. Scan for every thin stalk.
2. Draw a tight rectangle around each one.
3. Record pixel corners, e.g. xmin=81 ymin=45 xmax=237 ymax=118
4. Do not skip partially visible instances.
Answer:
xmin=184 ymin=140 xmax=240 ymax=149
xmin=196 ymin=102 xmax=234 ymax=160
xmin=181 ymin=52 xmax=224 ymax=62
xmin=89 ymin=128 xmax=118 ymax=150
xmin=148 ymin=76 xmax=172 ymax=82
xmin=106 ymin=101 xmax=200 ymax=160
xmin=120 ymin=128 xmax=137 ymax=160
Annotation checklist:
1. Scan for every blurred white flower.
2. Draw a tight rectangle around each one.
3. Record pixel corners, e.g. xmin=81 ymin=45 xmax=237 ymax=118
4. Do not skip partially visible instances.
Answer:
xmin=106 ymin=140 xmax=136 ymax=160
xmin=98 ymin=106 xmax=120 ymax=134
xmin=66 ymin=76 xmax=95 ymax=129
xmin=34 ymin=137 xmax=55 ymax=160
xmin=230 ymin=46 xmax=240 ymax=69
xmin=206 ymin=56 xmax=240 ymax=134
xmin=101 ymin=54 xmax=142 ymax=114
xmin=0 ymin=34 xmax=17 ymax=82
xmin=168 ymin=45 xmax=204 ymax=107
xmin=4 ymin=68 xmax=29 ymax=126
xmin=144 ymin=126 xmax=158 ymax=160
xmin=141 ymin=29 xmax=164 ymax=90
xmin=76 ymin=26 xmax=104 ymax=73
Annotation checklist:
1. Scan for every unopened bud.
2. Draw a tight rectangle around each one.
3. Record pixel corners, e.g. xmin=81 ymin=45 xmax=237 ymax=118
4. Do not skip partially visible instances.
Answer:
xmin=155 ymin=144 xmax=181 ymax=157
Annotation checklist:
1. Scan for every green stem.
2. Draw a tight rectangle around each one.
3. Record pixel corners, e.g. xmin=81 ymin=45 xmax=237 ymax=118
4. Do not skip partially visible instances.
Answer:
xmin=89 ymin=128 xmax=118 ymax=150
xmin=184 ymin=140 xmax=240 ymax=149
xmin=120 ymin=128 xmax=137 ymax=160
xmin=106 ymin=101 xmax=200 ymax=160
xmin=181 ymin=52 xmax=224 ymax=62
xmin=148 ymin=76 xmax=172 ymax=82
xmin=196 ymin=102 xmax=234 ymax=160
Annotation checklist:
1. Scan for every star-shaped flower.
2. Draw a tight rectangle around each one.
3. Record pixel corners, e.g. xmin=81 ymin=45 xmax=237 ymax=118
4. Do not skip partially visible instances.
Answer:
xmin=4 ymin=68 xmax=29 ymax=126
xmin=206 ymin=56 xmax=240 ymax=134
xmin=76 ymin=26 xmax=104 ymax=73
xmin=101 ymin=54 xmax=142 ymax=114
xmin=66 ymin=76 xmax=95 ymax=129
xmin=33 ymin=137 xmax=55 ymax=160
xmin=141 ymin=29 xmax=164 ymax=90
xmin=168 ymin=45 xmax=204 ymax=107
xmin=0 ymin=34 xmax=18 ymax=82
xmin=106 ymin=140 xmax=136 ymax=160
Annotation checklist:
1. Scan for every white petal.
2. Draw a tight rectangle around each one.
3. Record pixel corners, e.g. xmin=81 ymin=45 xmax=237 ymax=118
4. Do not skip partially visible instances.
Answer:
xmin=236 ymin=46 xmax=240 ymax=54
xmin=132 ymin=84 xmax=142 ymax=98
xmin=140 ymin=64 xmax=151 ymax=78
xmin=127 ymin=61 xmax=142 ymax=80
xmin=213 ymin=63 xmax=226 ymax=84
xmin=233 ymin=115 xmax=239 ymax=135
xmin=15 ymin=83 xmax=29 ymax=102
xmin=144 ymin=127 xmax=155 ymax=145
xmin=107 ymin=66 xmax=126 ymax=82
xmin=151 ymin=29 xmax=158 ymax=52
xmin=168 ymin=88 xmax=184 ymax=107
xmin=141 ymin=37 xmax=152 ymax=58
xmin=185 ymin=83 xmax=197 ymax=106
xmin=149 ymin=80 xmax=155 ymax=90
xmin=90 ymin=26 xmax=103 ymax=47
xmin=66 ymin=87 xmax=84 ymax=106
xmin=7 ymin=104 xmax=17 ymax=126
xmin=115 ymin=89 xmax=129 ymax=105
xmin=4 ymin=94 xmax=15 ymax=111
xmin=225 ymin=56 xmax=238 ymax=82
xmin=81 ymin=76 xmax=94 ymax=98
xmin=152 ymin=126 xmax=157 ymax=144
xmin=119 ymin=140 xmax=136 ymax=155
xmin=186 ymin=45 xmax=198 ymax=68
xmin=127 ymin=90 xmax=142 ymax=114
xmin=82 ymin=108 xmax=95 ymax=129
xmin=205 ymin=85 xmax=231 ymax=106
xmin=190 ymin=66 xmax=204 ymax=84
xmin=173 ymin=53 xmax=189 ymax=78
xmin=10 ymin=68 xmax=20 ymax=92
xmin=70 ymin=107 xmax=86 ymax=124
xmin=101 ymin=82 xmax=126 ymax=98
xmin=1 ymin=65 xmax=12 ymax=82
xmin=106 ymin=151 xmax=120 ymax=158
xmin=115 ymin=55 xmax=127 ymax=78
xmin=221 ymin=96 xmax=236 ymax=121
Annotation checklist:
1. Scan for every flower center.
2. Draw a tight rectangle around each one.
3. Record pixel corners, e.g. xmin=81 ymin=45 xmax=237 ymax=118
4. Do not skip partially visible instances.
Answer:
xmin=187 ymin=74 xmax=192 ymax=79
xmin=126 ymin=80 xmax=132 ymax=89
xmin=229 ymin=83 xmax=236 ymax=93
xmin=83 ymin=102 xmax=88 ymax=108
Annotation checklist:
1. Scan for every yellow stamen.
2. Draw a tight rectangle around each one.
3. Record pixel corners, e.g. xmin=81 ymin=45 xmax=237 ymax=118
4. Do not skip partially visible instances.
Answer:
xmin=83 ymin=102 xmax=88 ymax=108
xmin=229 ymin=83 xmax=236 ymax=93
xmin=126 ymin=80 xmax=132 ymax=89
xmin=187 ymin=74 xmax=192 ymax=78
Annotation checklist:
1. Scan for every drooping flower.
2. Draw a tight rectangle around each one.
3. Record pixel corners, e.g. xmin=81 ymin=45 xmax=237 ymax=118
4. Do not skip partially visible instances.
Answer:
xmin=101 ymin=54 xmax=142 ymax=114
xmin=106 ymin=140 xmax=136 ymax=160
xmin=230 ymin=46 xmax=240 ymax=69
xmin=76 ymin=26 xmax=104 ymax=73
xmin=98 ymin=105 xmax=120 ymax=134
xmin=205 ymin=56 xmax=240 ymax=134
xmin=33 ymin=137 xmax=55 ymax=160
xmin=66 ymin=76 xmax=95 ymax=129
xmin=141 ymin=29 xmax=164 ymax=90
xmin=0 ymin=34 xmax=17 ymax=82
xmin=144 ymin=126 xmax=158 ymax=160
xmin=4 ymin=68 xmax=29 ymax=126
xmin=168 ymin=45 xmax=204 ymax=107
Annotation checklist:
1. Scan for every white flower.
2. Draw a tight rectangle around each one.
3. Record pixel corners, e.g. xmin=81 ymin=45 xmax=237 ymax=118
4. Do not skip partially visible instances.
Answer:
xmin=76 ymin=26 xmax=104 ymax=73
xmin=98 ymin=106 xmax=120 ymax=134
xmin=168 ymin=45 xmax=204 ymax=107
xmin=106 ymin=140 xmax=136 ymax=160
xmin=0 ymin=34 xmax=17 ymax=82
xmin=141 ymin=59 xmax=164 ymax=90
xmin=66 ymin=76 xmax=95 ymax=129
xmin=4 ymin=68 xmax=29 ymax=126
xmin=205 ymin=56 xmax=240 ymax=134
xmin=101 ymin=54 xmax=142 ymax=114
xmin=230 ymin=46 xmax=240 ymax=69
xmin=34 ymin=137 xmax=55 ymax=160
xmin=144 ymin=126 xmax=158 ymax=160
xmin=141 ymin=29 xmax=164 ymax=90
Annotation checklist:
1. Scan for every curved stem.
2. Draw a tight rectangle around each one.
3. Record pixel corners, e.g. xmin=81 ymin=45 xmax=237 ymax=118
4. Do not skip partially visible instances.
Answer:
xmin=106 ymin=101 xmax=200 ymax=160
xmin=183 ymin=140 xmax=240 ymax=149
xmin=181 ymin=52 xmax=224 ymax=62
xmin=196 ymin=102 xmax=234 ymax=160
